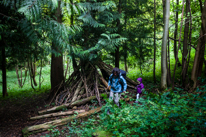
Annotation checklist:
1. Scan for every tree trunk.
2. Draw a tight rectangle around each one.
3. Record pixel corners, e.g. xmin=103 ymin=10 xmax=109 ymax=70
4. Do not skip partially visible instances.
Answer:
xmin=161 ymin=0 xmax=170 ymax=90
xmin=153 ymin=0 xmax=156 ymax=83
xmin=124 ymin=0 xmax=128 ymax=72
xmin=162 ymin=0 xmax=166 ymax=21
xmin=49 ymin=0 xmax=64 ymax=100
xmin=39 ymin=59 xmax=43 ymax=89
xmin=172 ymin=0 xmax=185 ymax=90
xmin=15 ymin=64 xmax=22 ymax=88
xmin=174 ymin=0 xmax=181 ymax=66
xmin=191 ymin=0 xmax=206 ymax=88
xmin=1 ymin=37 xmax=8 ymax=97
xmin=182 ymin=0 xmax=190 ymax=87
xmin=167 ymin=36 xmax=172 ymax=86
xmin=115 ymin=0 xmax=121 ymax=68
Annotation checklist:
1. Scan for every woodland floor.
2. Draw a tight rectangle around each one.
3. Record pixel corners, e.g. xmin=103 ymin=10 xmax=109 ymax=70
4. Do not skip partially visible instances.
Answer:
xmin=0 ymin=87 xmax=146 ymax=137
xmin=0 ymin=92 xmax=52 ymax=137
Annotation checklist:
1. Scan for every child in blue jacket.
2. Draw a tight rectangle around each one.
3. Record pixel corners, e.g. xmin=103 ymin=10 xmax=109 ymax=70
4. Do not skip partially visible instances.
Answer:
xmin=107 ymin=67 xmax=127 ymax=107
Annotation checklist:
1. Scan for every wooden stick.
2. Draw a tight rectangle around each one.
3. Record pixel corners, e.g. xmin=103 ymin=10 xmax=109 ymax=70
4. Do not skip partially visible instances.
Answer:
xmin=38 ymin=93 xmax=109 ymax=115
xmin=23 ymin=107 xmax=102 ymax=136
xmin=30 ymin=110 xmax=85 ymax=120
xmin=71 ymin=80 xmax=83 ymax=102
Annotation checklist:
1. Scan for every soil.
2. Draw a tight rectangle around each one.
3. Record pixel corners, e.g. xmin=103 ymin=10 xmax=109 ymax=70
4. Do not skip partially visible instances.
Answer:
xmin=0 ymin=92 xmax=52 ymax=137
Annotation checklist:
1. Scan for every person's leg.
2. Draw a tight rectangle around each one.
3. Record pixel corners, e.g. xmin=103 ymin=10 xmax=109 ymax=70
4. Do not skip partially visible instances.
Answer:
xmin=107 ymin=91 xmax=114 ymax=114
xmin=135 ymin=93 xmax=140 ymax=103
xmin=114 ymin=92 xmax=121 ymax=106
xmin=109 ymin=91 xmax=114 ymax=101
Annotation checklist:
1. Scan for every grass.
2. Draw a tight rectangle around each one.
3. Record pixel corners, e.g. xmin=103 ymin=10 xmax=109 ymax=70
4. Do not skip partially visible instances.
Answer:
xmin=0 ymin=65 xmax=51 ymax=100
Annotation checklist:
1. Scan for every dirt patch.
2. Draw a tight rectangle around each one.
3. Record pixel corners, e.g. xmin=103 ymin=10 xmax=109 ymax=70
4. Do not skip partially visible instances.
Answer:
xmin=0 ymin=92 xmax=50 ymax=137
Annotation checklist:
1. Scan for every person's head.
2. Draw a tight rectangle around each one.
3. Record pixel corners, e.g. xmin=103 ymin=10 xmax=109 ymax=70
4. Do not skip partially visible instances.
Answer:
xmin=137 ymin=77 xmax=142 ymax=84
xmin=112 ymin=67 xmax=120 ymax=77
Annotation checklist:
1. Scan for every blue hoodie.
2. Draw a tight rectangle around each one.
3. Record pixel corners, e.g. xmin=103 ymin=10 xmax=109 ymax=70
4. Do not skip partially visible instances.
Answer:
xmin=108 ymin=73 xmax=127 ymax=93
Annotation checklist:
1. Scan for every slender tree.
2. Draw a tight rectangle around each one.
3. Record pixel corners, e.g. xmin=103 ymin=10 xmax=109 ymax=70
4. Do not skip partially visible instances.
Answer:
xmin=49 ymin=0 xmax=64 ymax=100
xmin=153 ymin=0 xmax=156 ymax=83
xmin=161 ymin=0 xmax=170 ymax=90
xmin=173 ymin=0 xmax=181 ymax=66
xmin=172 ymin=0 xmax=185 ymax=90
xmin=115 ymin=0 xmax=121 ymax=68
xmin=182 ymin=0 xmax=190 ymax=87
xmin=191 ymin=0 xmax=206 ymax=89
xmin=1 ymin=37 xmax=8 ymax=97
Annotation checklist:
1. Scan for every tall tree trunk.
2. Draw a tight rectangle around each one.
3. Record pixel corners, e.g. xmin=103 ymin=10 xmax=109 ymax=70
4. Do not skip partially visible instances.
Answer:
xmin=167 ymin=36 xmax=172 ymax=86
xmin=191 ymin=0 xmax=206 ymax=89
xmin=162 ymin=0 xmax=166 ymax=21
xmin=1 ymin=37 xmax=8 ymax=97
xmin=161 ymin=0 xmax=170 ymax=90
xmin=49 ymin=1 xmax=64 ymax=100
xmin=153 ymin=0 xmax=156 ymax=83
xmin=174 ymin=0 xmax=181 ymax=66
xmin=70 ymin=0 xmax=78 ymax=72
xmin=182 ymin=0 xmax=190 ymax=87
xmin=197 ymin=0 xmax=206 ymax=77
xmin=185 ymin=1 xmax=192 ymax=89
xmin=115 ymin=0 xmax=121 ymax=68
xmin=124 ymin=0 xmax=128 ymax=72
xmin=172 ymin=0 xmax=185 ymax=90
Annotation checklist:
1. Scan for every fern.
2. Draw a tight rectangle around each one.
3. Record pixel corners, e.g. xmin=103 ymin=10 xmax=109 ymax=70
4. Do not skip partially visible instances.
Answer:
xmin=2 ymin=0 xmax=126 ymax=61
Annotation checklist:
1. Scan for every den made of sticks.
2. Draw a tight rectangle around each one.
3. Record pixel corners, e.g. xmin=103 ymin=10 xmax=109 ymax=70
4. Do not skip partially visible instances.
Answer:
xmin=1 ymin=0 xmax=206 ymax=136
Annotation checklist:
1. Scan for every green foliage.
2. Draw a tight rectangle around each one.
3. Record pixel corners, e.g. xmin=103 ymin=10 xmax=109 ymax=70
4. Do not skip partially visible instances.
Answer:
xmin=1 ymin=0 xmax=126 ymax=62
xmin=0 ymin=65 xmax=51 ymax=99
xmin=62 ymin=84 xmax=206 ymax=137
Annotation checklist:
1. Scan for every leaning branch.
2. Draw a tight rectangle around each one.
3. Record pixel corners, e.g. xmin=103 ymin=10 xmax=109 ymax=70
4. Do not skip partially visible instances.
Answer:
xmin=38 ymin=93 xmax=109 ymax=115
xmin=30 ymin=110 xmax=85 ymax=120
xmin=22 ymin=107 xmax=101 ymax=136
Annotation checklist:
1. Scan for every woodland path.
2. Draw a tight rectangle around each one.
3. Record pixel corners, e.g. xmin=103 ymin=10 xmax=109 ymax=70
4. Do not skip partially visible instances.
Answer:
xmin=0 ymin=92 xmax=54 ymax=137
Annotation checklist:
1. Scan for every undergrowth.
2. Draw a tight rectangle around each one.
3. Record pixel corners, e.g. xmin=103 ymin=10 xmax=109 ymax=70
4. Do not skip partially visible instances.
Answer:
xmin=44 ymin=81 xmax=206 ymax=137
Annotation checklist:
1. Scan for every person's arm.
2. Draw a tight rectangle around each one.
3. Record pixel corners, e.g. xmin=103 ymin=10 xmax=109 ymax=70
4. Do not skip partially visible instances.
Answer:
xmin=140 ymin=83 xmax=144 ymax=90
xmin=107 ymin=74 xmax=112 ymax=89
xmin=121 ymin=76 xmax=127 ymax=92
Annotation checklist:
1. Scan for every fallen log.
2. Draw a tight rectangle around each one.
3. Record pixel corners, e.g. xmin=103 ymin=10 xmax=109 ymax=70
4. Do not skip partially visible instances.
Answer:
xmin=38 ymin=93 xmax=109 ymax=115
xmin=30 ymin=110 xmax=85 ymax=120
xmin=22 ymin=107 xmax=101 ymax=136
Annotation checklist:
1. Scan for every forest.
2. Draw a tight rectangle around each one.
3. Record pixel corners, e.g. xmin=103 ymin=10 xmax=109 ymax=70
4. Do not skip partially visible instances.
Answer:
xmin=0 ymin=0 xmax=206 ymax=136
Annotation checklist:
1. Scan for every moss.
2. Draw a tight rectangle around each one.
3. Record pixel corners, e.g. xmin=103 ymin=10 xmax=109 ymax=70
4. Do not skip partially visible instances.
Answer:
xmin=93 ymin=130 xmax=113 ymax=137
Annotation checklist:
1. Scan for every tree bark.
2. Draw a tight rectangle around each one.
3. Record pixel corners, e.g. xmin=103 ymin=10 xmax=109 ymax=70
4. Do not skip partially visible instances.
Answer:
xmin=174 ymin=0 xmax=181 ymax=66
xmin=172 ymin=0 xmax=185 ymax=90
xmin=153 ymin=0 xmax=156 ymax=83
xmin=191 ymin=0 xmax=206 ymax=88
xmin=182 ymin=0 xmax=190 ymax=87
xmin=161 ymin=0 xmax=170 ymax=90
xmin=167 ymin=36 xmax=172 ymax=86
xmin=30 ymin=110 xmax=85 ymax=120
xmin=115 ymin=0 xmax=121 ymax=68
xmin=1 ymin=37 xmax=8 ymax=97
xmin=49 ymin=0 xmax=64 ymax=100
xmin=23 ymin=107 xmax=102 ymax=136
